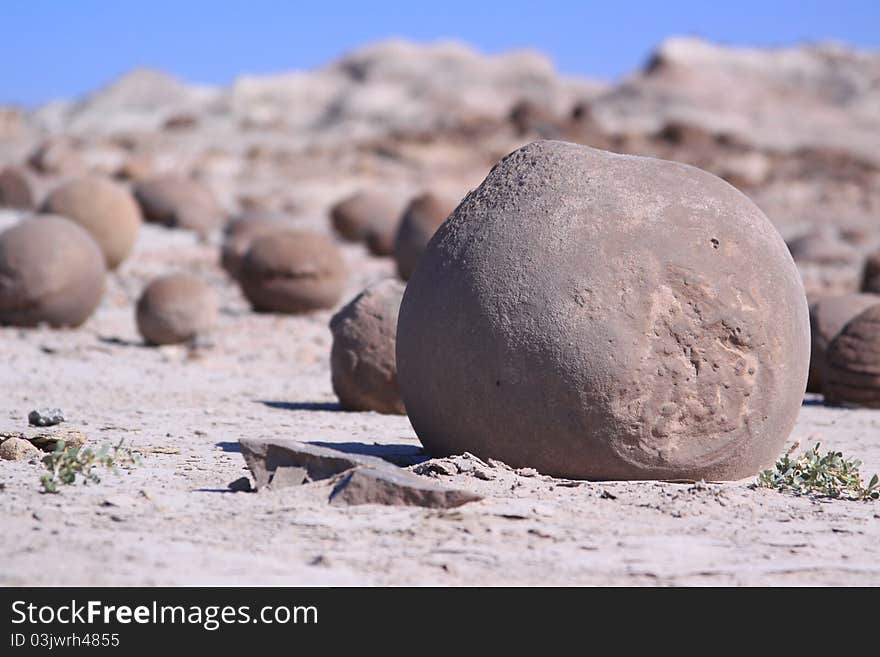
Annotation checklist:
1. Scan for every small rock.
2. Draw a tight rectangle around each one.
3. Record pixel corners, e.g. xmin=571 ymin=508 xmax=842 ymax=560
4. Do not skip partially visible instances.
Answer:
xmin=28 ymin=408 xmax=66 ymax=427
xmin=0 ymin=437 xmax=39 ymax=461
xmin=329 ymin=467 xmax=481 ymax=508
xmin=515 ymin=467 xmax=538 ymax=478
xmin=227 ymin=476 xmax=254 ymax=493
xmin=412 ymin=459 xmax=459 ymax=477
xmin=472 ymin=468 xmax=495 ymax=481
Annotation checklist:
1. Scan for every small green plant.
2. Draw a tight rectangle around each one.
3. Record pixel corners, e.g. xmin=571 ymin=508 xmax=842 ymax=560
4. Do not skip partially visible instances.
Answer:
xmin=40 ymin=440 xmax=142 ymax=493
xmin=756 ymin=443 xmax=879 ymax=501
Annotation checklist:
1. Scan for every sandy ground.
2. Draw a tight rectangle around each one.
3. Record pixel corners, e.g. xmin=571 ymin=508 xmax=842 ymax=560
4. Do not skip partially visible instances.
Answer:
xmin=1 ymin=212 xmax=879 ymax=587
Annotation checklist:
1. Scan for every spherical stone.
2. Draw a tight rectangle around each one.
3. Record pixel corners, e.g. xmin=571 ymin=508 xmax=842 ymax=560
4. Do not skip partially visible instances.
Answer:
xmin=136 ymin=273 xmax=218 ymax=346
xmin=220 ymin=214 xmax=289 ymax=280
xmin=41 ymin=176 xmax=142 ymax=270
xmin=807 ymin=293 xmax=880 ymax=393
xmin=330 ymin=191 xmax=401 ymax=246
xmin=0 ymin=216 xmax=106 ymax=328
xmin=397 ymin=140 xmax=810 ymax=481
xmin=825 ymin=304 xmax=880 ymax=407
xmin=133 ymin=175 xmax=225 ymax=233
xmin=330 ymin=279 xmax=406 ymax=414
xmin=0 ymin=437 xmax=39 ymax=461
xmin=0 ymin=165 xmax=38 ymax=209
xmin=394 ymin=192 xmax=456 ymax=280
xmin=238 ymin=230 xmax=348 ymax=314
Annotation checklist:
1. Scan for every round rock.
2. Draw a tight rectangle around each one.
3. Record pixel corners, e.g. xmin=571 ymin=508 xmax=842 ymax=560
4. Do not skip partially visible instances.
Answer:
xmin=330 ymin=191 xmax=401 ymax=251
xmin=394 ymin=192 xmax=455 ymax=280
xmin=825 ymin=305 xmax=880 ymax=407
xmin=807 ymin=293 xmax=880 ymax=393
xmin=133 ymin=175 xmax=225 ymax=233
xmin=136 ymin=273 xmax=218 ymax=346
xmin=238 ymin=230 xmax=348 ymax=314
xmin=330 ymin=279 xmax=406 ymax=414
xmin=397 ymin=140 xmax=810 ymax=481
xmin=220 ymin=214 xmax=289 ymax=279
xmin=42 ymin=176 xmax=142 ymax=269
xmin=0 ymin=216 xmax=106 ymax=328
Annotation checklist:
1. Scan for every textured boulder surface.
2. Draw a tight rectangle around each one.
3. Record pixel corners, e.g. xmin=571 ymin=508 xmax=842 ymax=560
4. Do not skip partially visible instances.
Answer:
xmin=807 ymin=293 xmax=880 ymax=393
xmin=136 ymin=273 xmax=217 ymax=345
xmin=133 ymin=175 xmax=224 ymax=233
xmin=394 ymin=192 xmax=457 ymax=280
xmin=42 ymin=176 xmax=142 ymax=269
xmin=330 ymin=279 xmax=406 ymax=414
xmin=398 ymin=141 xmax=810 ymax=481
xmin=0 ymin=216 xmax=106 ymax=328
xmin=825 ymin=305 xmax=880 ymax=407
xmin=238 ymin=230 xmax=348 ymax=313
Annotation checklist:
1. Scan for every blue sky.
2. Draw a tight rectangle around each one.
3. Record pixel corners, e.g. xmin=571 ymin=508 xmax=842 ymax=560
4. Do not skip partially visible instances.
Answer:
xmin=1 ymin=1 xmax=877 ymax=106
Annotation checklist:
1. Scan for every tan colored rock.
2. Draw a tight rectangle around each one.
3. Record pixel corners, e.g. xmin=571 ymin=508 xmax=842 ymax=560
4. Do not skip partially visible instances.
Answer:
xmin=397 ymin=141 xmax=810 ymax=481
xmin=0 ymin=216 xmax=106 ymax=328
xmin=807 ymin=293 xmax=880 ymax=393
xmin=220 ymin=214 xmax=288 ymax=279
xmin=330 ymin=191 xmax=401 ymax=250
xmin=133 ymin=175 xmax=225 ymax=233
xmin=238 ymin=230 xmax=348 ymax=314
xmin=0 ymin=437 xmax=39 ymax=461
xmin=42 ymin=176 xmax=142 ymax=269
xmin=330 ymin=279 xmax=406 ymax=414
xmin=136 ymin=273 xmax=217 ymax=345
xmin=825 ymin=304 xmax=880 ymax=407
xmin=394 ymin=192 xmax=456 ymax=280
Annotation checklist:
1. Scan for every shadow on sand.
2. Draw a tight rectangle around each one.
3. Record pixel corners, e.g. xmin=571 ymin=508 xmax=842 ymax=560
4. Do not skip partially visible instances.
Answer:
xmin=257 ymin=400 xmax=343 ymax=412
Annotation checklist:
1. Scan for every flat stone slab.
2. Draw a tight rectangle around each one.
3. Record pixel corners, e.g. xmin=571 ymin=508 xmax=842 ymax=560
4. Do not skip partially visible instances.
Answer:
xmin=239 ymin=437 xmax=482 ymax=508
xmin=329 ymin=466 xmax=482 ymax=508
xmin=239 ymin=437 xmax=395 ymax=490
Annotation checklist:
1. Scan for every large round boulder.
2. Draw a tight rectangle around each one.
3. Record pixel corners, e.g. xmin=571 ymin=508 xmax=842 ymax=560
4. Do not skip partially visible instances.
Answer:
xmin=397 ymin=140 xmax=810 ymax=481
xmin=133 ymin=175 xmax=224 ymax=233
xmin=825 ymin=305 xmax=880 ymax=408
xmin=394 ymin=192 xmax=456 ymax=280
xmin=41 ymin=176 xmax=142 ymax=269
xmin=807 ymin=293 xmax=880 ymax=393
xmin=0 ymin=216 xmax=106 ymax=328
xmin=238 ymin=230 xmax=347 ymax=313
xmin=330 ymin=279 xmax=406 ymax=414
xmin=136 ymin=273 xmax=218 ymax=346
